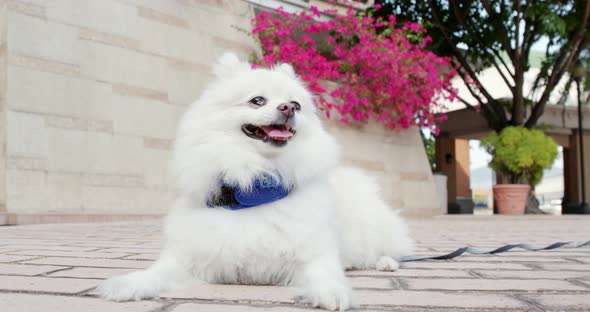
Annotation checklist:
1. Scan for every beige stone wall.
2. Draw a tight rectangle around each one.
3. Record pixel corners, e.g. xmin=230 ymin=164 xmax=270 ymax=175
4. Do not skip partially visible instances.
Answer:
xmin=324 ymin=119 xmax=439 ymax=217
xmin=1 ymin=0 xmax=439 ymax=223
xmin=3 ymin=0 xmax=257 ymax=218
xmin=0 ymin=0 xmax=7 ymax=213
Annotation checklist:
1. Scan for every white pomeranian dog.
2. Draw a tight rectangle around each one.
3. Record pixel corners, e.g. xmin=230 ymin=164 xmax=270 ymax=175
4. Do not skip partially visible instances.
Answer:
xmin=98 ymin=52 xmax=414 ymax=311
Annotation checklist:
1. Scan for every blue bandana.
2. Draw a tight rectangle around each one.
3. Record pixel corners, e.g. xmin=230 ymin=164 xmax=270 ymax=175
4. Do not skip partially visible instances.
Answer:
xmin=207 ymin=174 xmax=291 ymax=210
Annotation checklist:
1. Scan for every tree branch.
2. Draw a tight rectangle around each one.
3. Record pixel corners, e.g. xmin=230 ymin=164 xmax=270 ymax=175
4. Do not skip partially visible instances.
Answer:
xmin=454 ymin=65 xmax=503 ymax=129
xmin=521 ymin=18 xmax=532 ymax=64
xmin=511 ymin=1 xmax=529 ymax=126
xmin=453 ymin=62 xmax=488 ymax=105
xmin=429 ymin=1 xmax=508 ymax=126
xmin=525 ymin=1 xmax=590 ymax=127
xmin=449 ymin=1 xmax=515 ymax=91
xmin=521 ymin=0 xmax=540 ymax=68
xmin=522 ymin=32 xmax=538 ymax=64
xmin=495 ymin=50 xmax=515 ymax=78
xmin=512 ymin=0 xmax=522 ymax=64
xmin=482 ymin=0 xmax=514 ymax=61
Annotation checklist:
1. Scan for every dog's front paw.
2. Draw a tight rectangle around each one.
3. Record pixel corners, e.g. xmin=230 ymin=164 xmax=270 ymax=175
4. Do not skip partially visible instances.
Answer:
xmin=375 ymin=256 xmax=399 ymax=272
xmin=97 ymin=272 xmax=160 ymax=301
xmin=296 ymin=284 xmax=353 ymax=311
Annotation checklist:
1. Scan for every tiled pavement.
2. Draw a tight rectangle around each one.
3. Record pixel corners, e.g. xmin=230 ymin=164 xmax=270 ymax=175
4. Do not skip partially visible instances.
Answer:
xmin=0 ymin=216 xmax=589 ymax=312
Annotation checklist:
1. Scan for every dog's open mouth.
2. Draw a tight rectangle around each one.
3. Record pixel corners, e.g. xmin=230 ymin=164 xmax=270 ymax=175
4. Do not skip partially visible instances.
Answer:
xmin=241 ymin=124 xmax=296 ymax=146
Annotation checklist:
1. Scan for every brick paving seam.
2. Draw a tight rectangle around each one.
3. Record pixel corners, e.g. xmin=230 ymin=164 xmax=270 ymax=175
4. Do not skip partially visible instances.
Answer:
xmin=114 ymin=253 xmax=143 ymax=260
xmin=0 ymin=289 xmax=95 ymax=297
xmin=146 ymin=301 xmax=178 ymax=312
xmin=466 ymin=270 xmax=485 ymax=279
xmin=520 ymin=263 xmax=543 ymax=270
xmin=569 ymin=279 xmax=590 ymax=289
xmin=4 ymin=255 xmax=46 ymax=263
xmin=394 ymin=277 xmax=409 ymax=290
xmin=37 ymin=266 xmax=76 ymax=276
xmin=35 ymin=275 xmax=104 ymax=281
xmin=389 ymin=277 xmax=403 ymax=290
xmin=563 ymin=257 xmax=588 ymax=264
xmin=510 ymin=294 xmax=546 ymax=312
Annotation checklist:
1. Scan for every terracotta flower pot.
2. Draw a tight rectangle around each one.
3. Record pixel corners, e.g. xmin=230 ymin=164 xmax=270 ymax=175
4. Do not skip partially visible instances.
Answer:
xmin=493 ymin=184 xmax=530 ymax=215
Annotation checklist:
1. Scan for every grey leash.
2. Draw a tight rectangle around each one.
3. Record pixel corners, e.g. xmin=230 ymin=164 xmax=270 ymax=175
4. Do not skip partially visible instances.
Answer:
xmin=400 ymin=240 xmax=590 ymax=262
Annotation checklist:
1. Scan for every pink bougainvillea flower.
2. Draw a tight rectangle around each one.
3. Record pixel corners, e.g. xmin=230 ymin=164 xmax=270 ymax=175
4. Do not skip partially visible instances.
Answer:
xmin=250 ymin=5 xmax=457 ymax=132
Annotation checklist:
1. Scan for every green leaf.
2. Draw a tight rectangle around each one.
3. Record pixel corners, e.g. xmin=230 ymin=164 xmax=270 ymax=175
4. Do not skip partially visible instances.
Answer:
xmin=480 ymin=126 xmax=558 ymax=186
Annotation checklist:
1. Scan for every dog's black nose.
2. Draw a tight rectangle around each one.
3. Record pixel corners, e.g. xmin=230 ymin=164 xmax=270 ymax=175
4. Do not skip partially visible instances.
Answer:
xmin=277 ymin=103 xmax=296 ymax=118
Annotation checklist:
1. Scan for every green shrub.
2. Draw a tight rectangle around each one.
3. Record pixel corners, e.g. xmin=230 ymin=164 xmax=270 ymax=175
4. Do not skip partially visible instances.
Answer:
xmin=481 ymin=126 xmax=558 ymax=187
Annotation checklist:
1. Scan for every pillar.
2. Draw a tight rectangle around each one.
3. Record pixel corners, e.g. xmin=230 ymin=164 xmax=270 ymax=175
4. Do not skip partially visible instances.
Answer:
xmin=435 ymin=135 xmax=473 ymax=213
xmin=563 ymin=130 xmax=590 ymax=214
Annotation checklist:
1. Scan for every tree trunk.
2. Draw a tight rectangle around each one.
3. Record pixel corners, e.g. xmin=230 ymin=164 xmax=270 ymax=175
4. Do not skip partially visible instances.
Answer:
xmin=525 ymin=189 xmax=546 ymax=214
xmin=512 ymin=67 xmax=525 ymax=126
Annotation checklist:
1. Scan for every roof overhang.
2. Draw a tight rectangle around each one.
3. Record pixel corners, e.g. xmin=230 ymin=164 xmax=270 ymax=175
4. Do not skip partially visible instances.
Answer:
xmin=437 ymin=104 xmax=590 ymax=147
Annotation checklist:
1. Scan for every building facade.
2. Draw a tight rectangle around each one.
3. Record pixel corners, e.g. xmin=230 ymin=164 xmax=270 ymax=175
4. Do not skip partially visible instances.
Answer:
xmin=0 ymin=0 xmax=439 ymax=224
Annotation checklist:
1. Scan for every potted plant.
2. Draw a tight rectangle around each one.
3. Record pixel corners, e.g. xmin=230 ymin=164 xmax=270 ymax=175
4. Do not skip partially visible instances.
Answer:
xmin=481 ymin=126 xmax=558 ymax=215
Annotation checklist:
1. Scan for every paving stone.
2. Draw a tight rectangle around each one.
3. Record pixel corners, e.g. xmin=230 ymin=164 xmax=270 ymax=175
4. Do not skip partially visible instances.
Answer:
xmin=133 ymin=243 xmax=164 ymax=248
xmin=161 ymin=284 xmax=295 ymax=303
xmin=171 ymin=303 xmax=314 ymax=312
xmin=523 ymin=294 xmax=590 ymax=311
xmin=123 ymin=253 xmax=158 ymax=260
xmin=0 ymin=239 xmax=74 ymax=246
xmin=349 ymin=277 xmax=395 ymax=289
xmin=401 ymin=277 xmax=586 ymax=291
xmin=8 ymin=250 xmax=132 ymax=259
xmin=0 ymin=263 xmax=64 ymax=276
xmin=47 ymin=267 xmax=136 ymax=279
xmin=0 ymin=275 xmax=98 ymax=293
xmin=400 ymin=261 xmax=531 ymax=270
xmin=0 ymin=254 xmax=39 ymax=263
xmin=454 ymin=255 xmax=574 ymax=262
xmin=66 ymin=242 xmax=147 ymax=248
xmin=355 ymin=290 xmax=529 ymax=309
xmin=347 ymin=269 xmax=473 ymax=278
xmin=495 ymin=251 xmax=590 ymax=257
xmin=0 ymin=293 xmax=162 ymax=312
xmin=0 ymin=245 xmax=99 ymax=252
xmin=475 ymin=269 xmax=590 ymax=279
xmin=95 ymin=247 xmax=160 ymax=254
xmin=566 ymin=257 xmax=590 ymax=264
xmin=539 ymin=263 xmax=590 ymax=271
xmin=0 ymin=217 xmax=589 ymax=311
xmin=23 ymin=257 xmax=152 ymax=269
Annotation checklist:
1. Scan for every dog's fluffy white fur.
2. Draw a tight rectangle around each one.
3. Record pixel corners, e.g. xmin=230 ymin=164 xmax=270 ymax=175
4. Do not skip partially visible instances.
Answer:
xmin=97 ymin=53 xmax=414 ymax=311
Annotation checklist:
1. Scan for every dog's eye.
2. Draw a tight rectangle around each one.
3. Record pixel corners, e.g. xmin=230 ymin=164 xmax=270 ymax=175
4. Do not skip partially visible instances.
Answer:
xmin=249 ymin=96 xmax=266 ymax=106
xmin=290 ymin=101 xmax=301 ymax=110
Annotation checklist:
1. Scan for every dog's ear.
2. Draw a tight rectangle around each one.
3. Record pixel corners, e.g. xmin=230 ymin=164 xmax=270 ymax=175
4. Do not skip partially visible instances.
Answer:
xmin=275 ymin=63 xmax=297 ymax=79
xmin=213 ymin=52 xmax=250 ymax=78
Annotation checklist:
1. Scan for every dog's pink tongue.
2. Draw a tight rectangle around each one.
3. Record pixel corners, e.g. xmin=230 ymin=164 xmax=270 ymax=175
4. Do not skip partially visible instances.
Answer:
xmin=260 ymin=126 xmax=293 ymax=140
